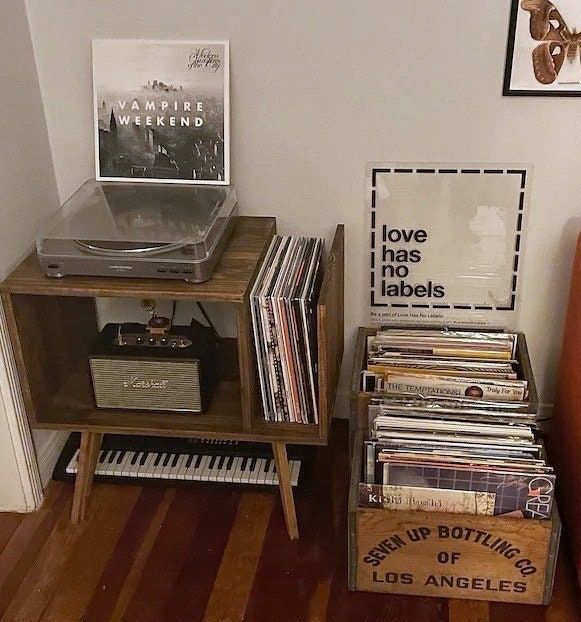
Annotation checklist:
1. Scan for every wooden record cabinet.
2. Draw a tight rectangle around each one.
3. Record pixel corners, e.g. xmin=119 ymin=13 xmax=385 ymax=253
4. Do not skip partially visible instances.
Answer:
xmin=0 ymin=216 xmax=345 ymax=540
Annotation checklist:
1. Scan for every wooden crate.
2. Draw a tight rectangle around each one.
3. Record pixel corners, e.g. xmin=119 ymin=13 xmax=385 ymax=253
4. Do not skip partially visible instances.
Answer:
xmin=350 ymin=327 xmax=539 ymax=435
xmin=347 ymin=326 xmax=559 ymax=604
xmin=348 ymin=431 xmax=561 ymax=604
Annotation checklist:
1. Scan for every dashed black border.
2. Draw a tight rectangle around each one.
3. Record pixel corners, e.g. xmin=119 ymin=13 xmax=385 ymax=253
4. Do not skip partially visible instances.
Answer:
xmin=370 ymin=166 xmax=526 ymax=311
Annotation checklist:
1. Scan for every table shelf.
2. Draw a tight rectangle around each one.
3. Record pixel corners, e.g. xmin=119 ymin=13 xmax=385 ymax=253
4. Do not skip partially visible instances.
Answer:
xmin=0 ymin=216 xmax=345 ymax=539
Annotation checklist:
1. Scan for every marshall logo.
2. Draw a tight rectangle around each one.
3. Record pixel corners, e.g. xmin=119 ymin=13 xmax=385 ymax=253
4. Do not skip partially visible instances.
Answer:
xmin=122 ymin=376 xmax=170 ymax=390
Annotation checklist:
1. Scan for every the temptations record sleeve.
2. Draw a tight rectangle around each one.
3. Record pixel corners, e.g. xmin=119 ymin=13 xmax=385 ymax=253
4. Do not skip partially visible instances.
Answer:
xmin=93 ymin=39 xmax=229 ymax=185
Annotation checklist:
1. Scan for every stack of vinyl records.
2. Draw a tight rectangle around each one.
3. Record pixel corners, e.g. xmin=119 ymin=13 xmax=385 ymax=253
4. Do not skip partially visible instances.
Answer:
xmin=362 ymin=329 xmax=528 ymax=404
xmin=250 ymin=235 xmax=323 ymax=424
xmin=359 ymin=328 xmax=555 ymax=518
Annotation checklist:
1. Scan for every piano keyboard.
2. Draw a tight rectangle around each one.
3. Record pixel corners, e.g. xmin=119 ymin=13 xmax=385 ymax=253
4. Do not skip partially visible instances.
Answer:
xmin=65 ymin=448 xmax=301 ymax=486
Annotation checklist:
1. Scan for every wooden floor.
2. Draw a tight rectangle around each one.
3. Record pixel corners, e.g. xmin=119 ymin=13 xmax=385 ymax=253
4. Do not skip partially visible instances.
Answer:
xmin=0 ymin=421 xmax=579 ymax=622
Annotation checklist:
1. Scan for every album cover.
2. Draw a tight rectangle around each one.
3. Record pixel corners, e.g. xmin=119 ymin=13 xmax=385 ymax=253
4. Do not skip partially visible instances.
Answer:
xmin=93 ymin=39 xmax=229 ymax=185
xmin=358 ymin=483 xmax=496 ymax=515
xmin=377 ymin=462 xmax=555 ymax=519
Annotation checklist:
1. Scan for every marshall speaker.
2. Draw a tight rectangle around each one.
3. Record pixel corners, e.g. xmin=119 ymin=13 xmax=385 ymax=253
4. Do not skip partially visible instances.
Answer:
xmin=89 ymin=320 xmax=219 ymax=413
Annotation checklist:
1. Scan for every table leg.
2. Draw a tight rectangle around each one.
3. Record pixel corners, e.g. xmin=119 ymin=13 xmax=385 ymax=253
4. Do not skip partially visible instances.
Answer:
xmin=272 ymin=441 xmax=299 ymax=540
xmin=70 ymin=431 xmax=103 ymax=523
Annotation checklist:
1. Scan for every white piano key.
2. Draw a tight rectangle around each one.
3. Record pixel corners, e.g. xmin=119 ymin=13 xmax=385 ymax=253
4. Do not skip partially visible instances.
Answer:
xmin=119 ymin=451 xmax=135 ymax=477
xmin=254 ymin=458 xmax=268 ymax=485
xmin=133 ymin=453 xmax=148 ymax=477
xmin=92 ymin=450 xmax=106 ymax=475
xmin=201 ymin=455 xmax=216 ymax=481
xmin=290 ymin=460 xmax=300 ymax=486
xmin=134 ymin=452 xmax=149 ymax=477
xmin=216 ymin=456 xmax=228 ymax=482
xmin=106 ymin=450 xmax=122 ymax=475
xmin=143 ymin=453 xmax=159 ymax=478
xmin=152 ymin=453 xmax=167 ymax=479
xmin=175 ymin=454 xmax=188 ymax=480
xmin=161 ymin=454 xmax=177 ymax=479
xmin=95 ymin=450 xmax=111 ymax=475
xmin=189 ymin=454 xmax=207 ymax=481
xmin=66 ymin=448 xmax=81 ymax=474
xmin=180 ymin=454 xmax=196 ymax=479
xmin=248 ymin=458 xmax=262 ymax=485
xmin=265 ymin=460 xmax=276 ymax=485
xmin=127 ymin=451 xmax=142 ymax=477
xmin=221 ymin=456 xmax=237 ymax=482
xmin=239 ymin=457 xmax=252 ymax=484
xmin=112 ymin=451 xmax=129 ymax=477
xmin=207 ymin=455 xmax=222 ymax=482
xmin=218 ymin=456 xmax=232 ymax=482
xmin=97 ymin=450 xmax=115 ymax=475
xmin=230 ymin=456 xmax=243 ymax=483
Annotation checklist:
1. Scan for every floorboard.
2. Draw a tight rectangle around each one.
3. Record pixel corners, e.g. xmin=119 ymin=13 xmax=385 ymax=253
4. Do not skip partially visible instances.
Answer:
xmin=0 ymin=420 xmax=578 ymax=622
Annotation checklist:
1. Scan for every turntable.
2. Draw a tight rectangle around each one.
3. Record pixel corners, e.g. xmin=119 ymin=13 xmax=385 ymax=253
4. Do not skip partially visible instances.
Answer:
xmin=37 ymin=179 xmax=238 ymax=282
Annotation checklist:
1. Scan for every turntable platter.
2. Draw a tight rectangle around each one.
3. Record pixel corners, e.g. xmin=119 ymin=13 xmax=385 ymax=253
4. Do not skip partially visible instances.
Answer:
xmin=74 ymin=239 xmax=186 ymax=257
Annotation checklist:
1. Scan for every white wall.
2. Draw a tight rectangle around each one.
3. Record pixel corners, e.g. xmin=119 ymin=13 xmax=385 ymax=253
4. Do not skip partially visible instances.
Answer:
xmin=23 ymin=0 xmax=581 ymax=412
xmin=0 ymin=0 xmax=62 ymax=509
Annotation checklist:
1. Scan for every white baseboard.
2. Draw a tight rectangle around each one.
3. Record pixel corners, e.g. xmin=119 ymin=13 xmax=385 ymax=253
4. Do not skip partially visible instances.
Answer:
xmin=36 ymin=431 xmax=69 ymax=488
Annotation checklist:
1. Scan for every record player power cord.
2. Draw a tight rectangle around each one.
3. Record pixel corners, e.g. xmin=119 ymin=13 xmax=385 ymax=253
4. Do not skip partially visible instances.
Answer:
xmin=196 ymin=301 xmax=220 ymax=340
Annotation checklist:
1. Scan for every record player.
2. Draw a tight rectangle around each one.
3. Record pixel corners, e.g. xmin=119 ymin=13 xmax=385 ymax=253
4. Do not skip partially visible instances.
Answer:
xmin=37 ymin=179 xmax=238 ymax=282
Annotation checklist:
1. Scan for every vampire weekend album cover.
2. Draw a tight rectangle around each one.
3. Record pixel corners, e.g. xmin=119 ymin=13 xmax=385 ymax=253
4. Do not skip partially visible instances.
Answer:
xmin=92 ymin=39 xmax=229 ymax=185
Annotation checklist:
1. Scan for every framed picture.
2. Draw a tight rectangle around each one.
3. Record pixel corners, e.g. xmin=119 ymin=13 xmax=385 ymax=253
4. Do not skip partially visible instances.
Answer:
xmin=93 ymin=39 xmax=229 ymax=184
xmin=504 ymin=0 xmax=581 ymax=96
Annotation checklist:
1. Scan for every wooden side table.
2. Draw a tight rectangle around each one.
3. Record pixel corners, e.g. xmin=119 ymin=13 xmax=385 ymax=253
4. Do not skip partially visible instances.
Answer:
xmin=0 ymin=216 xmax=344 ymax=539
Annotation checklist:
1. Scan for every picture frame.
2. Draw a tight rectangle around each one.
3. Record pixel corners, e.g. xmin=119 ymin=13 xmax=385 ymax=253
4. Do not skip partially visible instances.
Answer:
xmin=504 ymin=0 xmax=581 ymax=96
xmin=92 ymin=39 xmax=230 ymax=185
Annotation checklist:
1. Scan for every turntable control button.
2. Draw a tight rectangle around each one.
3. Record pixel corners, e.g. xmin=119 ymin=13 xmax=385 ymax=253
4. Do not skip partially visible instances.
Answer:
xmin=136 ymin=337 xmax=144 ymax=344
xmin=160 ymin=338 xmax=168 ymax=345
xmin=171 ymin=341 xmax=178 ymax=347
xmin=148 ymin=337 xmax=156 ymax=345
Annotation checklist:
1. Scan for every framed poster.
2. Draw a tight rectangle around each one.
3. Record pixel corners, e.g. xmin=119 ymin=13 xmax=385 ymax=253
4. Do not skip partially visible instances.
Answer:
xmin=366 ymin=163 xmax=531 ymax=327
xmin=504 ymin=0 xmax=581 ymax=96
xmin=93 ymin=39 xmax=229 ymax=184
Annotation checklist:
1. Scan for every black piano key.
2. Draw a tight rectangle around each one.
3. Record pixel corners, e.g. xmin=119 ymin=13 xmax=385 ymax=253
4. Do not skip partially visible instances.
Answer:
xmin=153 ymin=454 xmax=162 ymax=467
xmin=139 ymin=453 xmax=148 ymax=466
xmin=185 ymin=454 xmax=194 ymax=468
xmin=240 ymin=458 xmax=248 ymax=472
xmin=224 ymin=456 xmax=234 ymax=470
xmin=116 ymin=452 xmax=124 ymax=464
xmin=162 ymin=454 xmax=172 ymax=467
xmin=214 ymin=456 xmax=223 ymax=469
xmin=249 ymin=457 xmax=257 ymax=472
xmin=130 ymin=452 xmax=140 ymax=465
xmin=209 ymin=455 xmax=218 ymax=469
xmin=171 ymin=454 xmax=180 ymax=467
xmin=192 ymin=454 xmax=202 ymax=468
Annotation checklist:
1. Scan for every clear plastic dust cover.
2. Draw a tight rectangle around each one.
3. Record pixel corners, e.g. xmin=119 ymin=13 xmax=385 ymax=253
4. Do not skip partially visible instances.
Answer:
xmin=37 ymin=179 xmax=237 ymax=261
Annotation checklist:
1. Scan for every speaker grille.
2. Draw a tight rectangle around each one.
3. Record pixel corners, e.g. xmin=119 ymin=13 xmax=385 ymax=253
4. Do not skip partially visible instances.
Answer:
xmin=89 ymin=358 xmax=201 ymax=412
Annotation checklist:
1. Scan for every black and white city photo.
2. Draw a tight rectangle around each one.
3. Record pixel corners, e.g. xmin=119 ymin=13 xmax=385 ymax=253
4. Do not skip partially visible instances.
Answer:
xmin=93 ymin=39 xmax=229 ymax=184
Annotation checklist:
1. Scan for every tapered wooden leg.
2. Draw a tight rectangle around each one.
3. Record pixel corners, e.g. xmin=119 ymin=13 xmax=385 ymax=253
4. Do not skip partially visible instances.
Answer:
xmin=70 ymin=432 xmax=103 ymax=524
xmin=272 ymin=441 xmax=299 ymax=540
